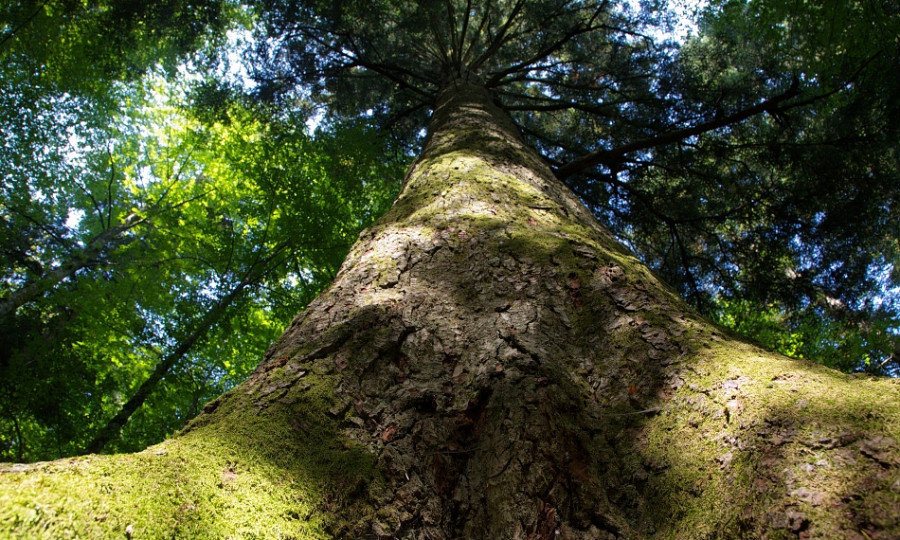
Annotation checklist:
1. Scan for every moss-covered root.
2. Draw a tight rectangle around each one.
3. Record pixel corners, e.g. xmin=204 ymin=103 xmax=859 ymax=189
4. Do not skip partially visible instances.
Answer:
xmin=3 ymin=341 xmax=897 ymax=540
xmin=0 ymin=369 xmax=380 ymax=539
xmin=634 ymin=339 xmax=900 ymax=540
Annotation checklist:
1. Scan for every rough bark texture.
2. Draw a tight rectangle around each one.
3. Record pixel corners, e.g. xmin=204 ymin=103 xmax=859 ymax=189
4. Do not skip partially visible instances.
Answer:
xmin=1 ymin=80 xmax=899 ymax=539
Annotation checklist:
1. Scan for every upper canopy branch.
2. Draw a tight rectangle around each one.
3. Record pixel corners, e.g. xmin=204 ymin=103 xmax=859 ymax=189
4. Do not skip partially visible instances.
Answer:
xmin=555 ymin=49 xmax=883 ymax=180
xmin=467 ymin=0 xmax=527 ymax=73
xmin=555 ymin=79 xmax=803 ymax=179
xmin=484 ymin=13 xmax=611 ymax=87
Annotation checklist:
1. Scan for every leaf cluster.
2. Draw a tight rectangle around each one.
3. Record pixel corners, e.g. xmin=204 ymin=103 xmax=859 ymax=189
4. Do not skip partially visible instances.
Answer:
xmin=0 ymin=6 xmax=405 ymax=460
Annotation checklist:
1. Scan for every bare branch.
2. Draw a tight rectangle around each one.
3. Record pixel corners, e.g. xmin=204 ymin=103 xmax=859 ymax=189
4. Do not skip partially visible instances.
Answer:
xmin=468 ymin=0 xmax=527 ymax=72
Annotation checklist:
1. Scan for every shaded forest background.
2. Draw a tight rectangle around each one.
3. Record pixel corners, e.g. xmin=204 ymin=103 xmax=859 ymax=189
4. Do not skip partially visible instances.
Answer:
xmin=1 ymin=0 xmax=898 ymax=462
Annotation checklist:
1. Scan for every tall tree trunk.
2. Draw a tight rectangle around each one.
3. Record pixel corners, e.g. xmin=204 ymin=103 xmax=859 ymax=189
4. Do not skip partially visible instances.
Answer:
xmin=1 ymin=79 xmax=899 ymax=539
xmin=248 ymin=77 xmax=692 ymax=537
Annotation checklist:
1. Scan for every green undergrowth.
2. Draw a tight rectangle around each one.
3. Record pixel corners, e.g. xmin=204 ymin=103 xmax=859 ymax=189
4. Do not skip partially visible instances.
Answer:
xmin=0 ymin=370 xmax=380 ymax=539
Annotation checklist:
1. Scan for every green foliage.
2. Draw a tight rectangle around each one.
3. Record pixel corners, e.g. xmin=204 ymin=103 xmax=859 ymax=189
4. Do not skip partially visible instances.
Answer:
xmin=713 ymin=297 xmax=899 ymax=375
xmin=0 ymin=6 xmax=405 ymax=460
xmin=0 ymin=0 xmax=233 ymax=95
xmin=611 ymin=0 xmax=900 ymax=373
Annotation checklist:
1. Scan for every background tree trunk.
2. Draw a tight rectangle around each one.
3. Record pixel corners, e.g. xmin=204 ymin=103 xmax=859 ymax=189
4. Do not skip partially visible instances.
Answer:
xmin=2 ymin=79 xmax=899 ymax=539
xmin=81 ymin=240 xmax=286 ymax=455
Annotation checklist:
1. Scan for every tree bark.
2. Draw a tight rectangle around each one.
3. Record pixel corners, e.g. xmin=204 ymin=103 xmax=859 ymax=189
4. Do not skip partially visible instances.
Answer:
xmin=1 ymin=79 xmax=899 ymax=539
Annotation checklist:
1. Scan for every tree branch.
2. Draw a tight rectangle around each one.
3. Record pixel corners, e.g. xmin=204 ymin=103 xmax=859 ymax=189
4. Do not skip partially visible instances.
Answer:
xmin=556 ymin=79 xmax=803 ymax=179
xmin=468 ymin=0 xmax=527 ymax=72
xmin=0 ymin=212 xmax=145 ymax=320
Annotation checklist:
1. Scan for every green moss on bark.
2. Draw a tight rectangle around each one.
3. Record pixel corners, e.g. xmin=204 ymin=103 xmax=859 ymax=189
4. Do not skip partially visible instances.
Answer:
xmin=635 ymin=341 xmax=900 ymax=539
xmin=0 ymin=369 xmax=380 ymax=539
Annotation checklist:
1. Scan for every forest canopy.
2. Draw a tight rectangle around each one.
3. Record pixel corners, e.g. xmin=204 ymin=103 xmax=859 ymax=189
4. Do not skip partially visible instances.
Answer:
xmin=1 ymin=0 xmax=898 ymax=462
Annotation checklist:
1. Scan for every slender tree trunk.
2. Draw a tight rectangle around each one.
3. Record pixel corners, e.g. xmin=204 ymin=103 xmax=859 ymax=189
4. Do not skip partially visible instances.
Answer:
xmin=1 ymin=78 xmax=899 ymax=539
xmin=83 ymin=242 xmax=288 ymax=454
xmin=82 ymin=280 xmax=247 ymax=455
